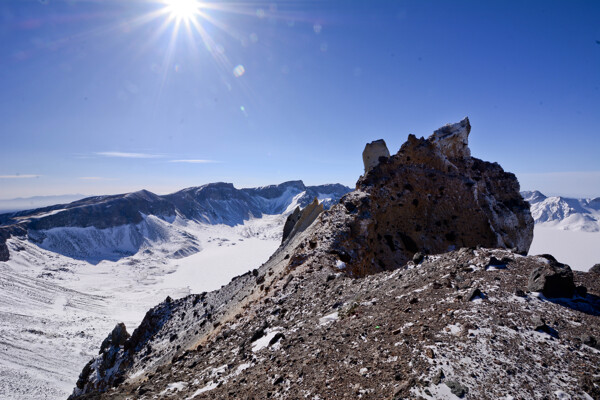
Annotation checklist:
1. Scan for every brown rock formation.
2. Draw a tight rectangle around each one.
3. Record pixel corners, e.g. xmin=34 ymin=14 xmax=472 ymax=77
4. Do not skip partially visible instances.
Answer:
xmin=306 ymin=117 xmax=534 ymax=276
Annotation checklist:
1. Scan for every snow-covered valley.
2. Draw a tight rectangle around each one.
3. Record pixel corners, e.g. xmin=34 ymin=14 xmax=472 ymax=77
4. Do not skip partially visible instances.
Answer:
xmin=0 ymin=216 xmax=283 ymax=399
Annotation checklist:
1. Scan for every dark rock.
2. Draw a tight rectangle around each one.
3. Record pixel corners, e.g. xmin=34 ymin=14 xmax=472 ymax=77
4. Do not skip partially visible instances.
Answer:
xmin=532 ymin=316 xmax=559 ymax=338
xmin=99 ymin=323 xmax=130 ymax=354
xmin=412 ymin=252 xmax=425 ymax=264
xmin=581 ymin=335 xmax=599 ymax=350
xmin=590 ymin=264 xmax=600 ymax=274
xmin=445 ymin=380 xmax=468 ymax=398
xmin=528 ymin=256 xmax=575 ymax=298
xmin=250 ymin=324 xmax=268 ymax=342
xmin=432 ymin=369 xmax=445 ymax=385
xmin=515 ymin=289 xmax=526 ymax=297
xmin=268 ymin=332 xmax=285 ymax=346
xmin=575 ymin=286 xmax=588 ymax=297
xmin=324 ymin=118 xmax=534 ymax=277
xmin=467 ymin=288 xmax=484 ymax=301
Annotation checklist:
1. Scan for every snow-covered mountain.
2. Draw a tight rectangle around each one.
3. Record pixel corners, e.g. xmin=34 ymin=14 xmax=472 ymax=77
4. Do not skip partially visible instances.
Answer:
xmin=0 ymin=181 xmax=350 ymax=264
xmin=0 ymin=180 xmax=350 ymax=399
xmin=522 ymin=190 xmax=600 ymax=271
xmin=521 ymin=190 xmax=600 ymax=232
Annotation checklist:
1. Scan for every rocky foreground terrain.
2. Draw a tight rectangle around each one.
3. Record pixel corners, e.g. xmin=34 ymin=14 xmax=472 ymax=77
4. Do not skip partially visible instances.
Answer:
xmin=71 ymin=118 xmax=600 ymax=399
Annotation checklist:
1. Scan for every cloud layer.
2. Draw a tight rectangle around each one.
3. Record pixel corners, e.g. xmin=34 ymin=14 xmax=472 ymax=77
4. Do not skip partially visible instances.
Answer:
xmin=0 ymin=174 xmax=41 ymax=179
xmin=96 ymin=152 xmax=162 ymax=159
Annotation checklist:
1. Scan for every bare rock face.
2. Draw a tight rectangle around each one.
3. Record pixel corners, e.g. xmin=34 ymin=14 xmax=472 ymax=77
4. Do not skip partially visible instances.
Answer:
xmin=282 ymin=198 xmax=324 ymax=243
xmin=362 ymin=139 xmax=390 ymax=173
xmin=313 ymin=117 xmax=534 ymax=276
xmin=282 ymin=207 xmax=302 ymax=243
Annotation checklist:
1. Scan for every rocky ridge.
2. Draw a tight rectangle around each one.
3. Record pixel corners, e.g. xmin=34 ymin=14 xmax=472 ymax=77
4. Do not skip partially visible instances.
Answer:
xmin=70 ymin=119 xmax=599 ymax=399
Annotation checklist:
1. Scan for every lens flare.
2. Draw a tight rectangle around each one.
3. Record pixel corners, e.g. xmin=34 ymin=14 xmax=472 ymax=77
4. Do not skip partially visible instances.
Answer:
xmin=233 ymin=64 xmax=245 ymax=78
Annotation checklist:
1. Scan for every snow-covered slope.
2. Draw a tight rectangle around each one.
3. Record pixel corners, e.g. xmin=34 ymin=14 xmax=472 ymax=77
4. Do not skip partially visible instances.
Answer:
xmin=522 ymin=190 xmax=600 ymax=271
xmin=521 ymin=190 xmax=600 ymax=232
xmin=0 ymin=181 xmax=350 ymax=399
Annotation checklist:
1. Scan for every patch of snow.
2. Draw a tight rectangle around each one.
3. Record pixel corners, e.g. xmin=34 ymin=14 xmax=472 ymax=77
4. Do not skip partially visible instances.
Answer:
xmin=187 ymin=381 xmax=218 ymax=399
xmin=159 ymin=381 xmax=188 ymax=395
xmin=319 ymin=312 xmax=339 ymax=326
xmin=252 ymin=328 xmax=282 ymax=353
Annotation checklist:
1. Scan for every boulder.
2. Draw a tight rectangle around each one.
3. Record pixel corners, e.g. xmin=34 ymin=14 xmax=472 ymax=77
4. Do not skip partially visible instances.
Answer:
xmin=528 ymin=255 xmax=575 ymax=298
xmin=362 ymin=139 xmax=390 ymax=173
xmin=590 ymin=264 xmax=600 ymax=274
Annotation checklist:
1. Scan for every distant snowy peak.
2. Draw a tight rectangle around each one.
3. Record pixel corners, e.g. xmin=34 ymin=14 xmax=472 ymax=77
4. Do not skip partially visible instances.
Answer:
xmin=521 ymin=190 xmax=600 ymax=232
xmin=0 ymin=181 xmax=351 ymax=262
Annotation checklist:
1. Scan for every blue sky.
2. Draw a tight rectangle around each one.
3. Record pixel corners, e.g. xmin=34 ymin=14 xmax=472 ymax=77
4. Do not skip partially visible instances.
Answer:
xmin=1 ymin=0 xmax=599 ymax=199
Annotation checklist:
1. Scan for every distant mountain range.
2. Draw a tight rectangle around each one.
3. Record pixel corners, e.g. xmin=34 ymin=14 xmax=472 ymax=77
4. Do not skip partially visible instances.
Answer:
xmin=0 ymin=181 xmax=351 ymax=263
xmin=0 ymin=194 xmax=87 ymax=214
xmin=521 ymin=190 xmax=600 ymax=232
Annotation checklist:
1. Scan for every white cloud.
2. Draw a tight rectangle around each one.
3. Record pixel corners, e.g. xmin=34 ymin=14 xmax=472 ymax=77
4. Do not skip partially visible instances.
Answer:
xmin=0 ymin=174 xmax=41 ymax=179
xmin=78 ymin=177 xmax=117 ymax=181
xmin=96 ymin=152 xmax=162 ymax=159
xmin=169 ymin=159 xmax=218 ymax=164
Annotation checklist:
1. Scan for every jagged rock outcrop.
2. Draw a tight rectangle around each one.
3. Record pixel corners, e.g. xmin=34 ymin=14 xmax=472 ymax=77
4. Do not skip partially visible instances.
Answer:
xmin=282 ymin=207 xmax=302 ymax=243
xmin=305 ymin=117 xmax=533 ymax=276
xmin=0 ymin=224 xmax=27 ymax=262
xmin=281 ymin=198 xmax=324 ymax=243
xmin=70 ymin=118 xmax=545 ymax=399
xmin=362 ymin=139 xmax=390 ymax=173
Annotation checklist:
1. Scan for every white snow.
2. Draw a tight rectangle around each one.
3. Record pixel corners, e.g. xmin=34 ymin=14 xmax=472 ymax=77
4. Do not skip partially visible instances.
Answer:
xmin=0 ymin=214 xmax=284 ymax=399
xmin=252 ymin=328 xmax=282 ymax=353
xmin=187 ymin=381 xmax=218 ymax=398
xmin=529 ymin=226 xmax=600 ymax=271
xmin=159 ymin=381 xmax=188 ymax=395
xmin=318 ymin=312 xmax=339 ymax=326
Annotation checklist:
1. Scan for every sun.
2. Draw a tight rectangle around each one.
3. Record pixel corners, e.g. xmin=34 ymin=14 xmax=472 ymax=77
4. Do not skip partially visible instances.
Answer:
xmin=163 ymin=0 xmax=201 ymax=21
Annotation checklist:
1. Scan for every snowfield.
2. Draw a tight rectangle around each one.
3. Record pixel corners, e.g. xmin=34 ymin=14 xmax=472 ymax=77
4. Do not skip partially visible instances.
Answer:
xmin=528 ymin=226 xmax=600 ymax=271
xmin=0 ymin=215 xmax=283 ymax=399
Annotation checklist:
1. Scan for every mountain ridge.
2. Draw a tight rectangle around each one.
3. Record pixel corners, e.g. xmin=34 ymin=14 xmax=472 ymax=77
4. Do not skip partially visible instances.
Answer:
xmin=0 ymin=181 xmax=351 ymax=263
xmin=521 ymin=190 xmax=600 ymax=232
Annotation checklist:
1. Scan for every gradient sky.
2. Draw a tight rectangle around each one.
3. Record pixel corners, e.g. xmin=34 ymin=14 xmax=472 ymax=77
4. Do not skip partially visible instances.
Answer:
xmin=1 ymin=0 xmax=599 ymax=199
